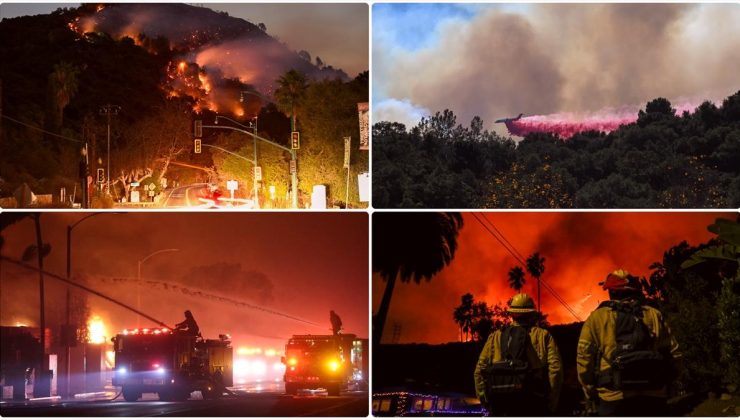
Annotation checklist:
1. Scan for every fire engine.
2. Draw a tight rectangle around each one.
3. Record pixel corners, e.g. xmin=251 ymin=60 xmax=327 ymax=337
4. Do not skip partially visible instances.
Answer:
xmin=111 ymin=327 xmax=233 ymax=402
xmin=282 ymin=334 xmax=367 ymax=396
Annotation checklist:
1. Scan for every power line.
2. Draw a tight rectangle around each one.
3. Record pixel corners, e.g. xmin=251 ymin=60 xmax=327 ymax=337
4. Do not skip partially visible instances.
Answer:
xmin=1 ymin=114 xmax=84 ymax=144
xmin=476 ymin=213 xmax=581 ymax=321
xmin=471 ymin=213 xmax=582 ymax=321
xmin=481 ymin=213 xmax=527 ymax=262
xmin=475 ymin=213 xmax=581 ymax=321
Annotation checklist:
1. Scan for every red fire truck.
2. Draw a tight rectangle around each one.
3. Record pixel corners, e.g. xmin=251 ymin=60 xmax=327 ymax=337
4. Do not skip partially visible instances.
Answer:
xmin=111 ymin=327 xmax=232 ymax=402
xmin=282 ymin=334 xmax=367 ymax=396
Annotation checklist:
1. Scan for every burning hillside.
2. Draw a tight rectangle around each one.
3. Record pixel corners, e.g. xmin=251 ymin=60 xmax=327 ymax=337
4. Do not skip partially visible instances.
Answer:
xmin=67 ymin=3 xmax=349 ymax=114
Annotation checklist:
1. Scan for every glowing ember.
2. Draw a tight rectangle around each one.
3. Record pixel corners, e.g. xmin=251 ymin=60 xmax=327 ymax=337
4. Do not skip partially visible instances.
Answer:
xmin=88 ymin=315 xmax=108 ymax=344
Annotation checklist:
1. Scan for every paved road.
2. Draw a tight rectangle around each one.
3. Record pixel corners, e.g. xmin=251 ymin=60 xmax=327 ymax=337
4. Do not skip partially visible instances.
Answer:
xmin=0 ymin=391 xmax=368 ymax=417
xmin=162 ymin=183 xmax=210 ymax=208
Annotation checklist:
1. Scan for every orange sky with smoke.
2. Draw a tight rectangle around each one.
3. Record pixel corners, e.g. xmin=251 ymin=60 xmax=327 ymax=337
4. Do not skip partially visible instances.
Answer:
xmin=372 ymin=212 xmax=735 ymax=344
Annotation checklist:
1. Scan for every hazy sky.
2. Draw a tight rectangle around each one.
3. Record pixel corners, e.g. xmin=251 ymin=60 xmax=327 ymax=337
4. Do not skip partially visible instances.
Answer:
xmin=373 ymin=3 xmax=740 ymax=130
xmin=1 ymin=213 xmax=368 ymax=348
xmin=372 ymin=212 xmax=733 ymax=344
xmin=0 ymin=2 xmax=368 ymax=77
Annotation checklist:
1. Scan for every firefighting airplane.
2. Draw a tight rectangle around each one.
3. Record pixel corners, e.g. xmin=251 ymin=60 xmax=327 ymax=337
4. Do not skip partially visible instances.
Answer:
xmin=494 ymin=113 xmax=524 ymax=124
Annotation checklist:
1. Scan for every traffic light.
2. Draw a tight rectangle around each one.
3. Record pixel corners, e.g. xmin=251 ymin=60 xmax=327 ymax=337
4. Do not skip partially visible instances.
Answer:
xmin=194 ymin=139 xmax=202 ymax=154
xmin=194 ymin=120 xmax=202 ymax=137
xmin=97 ymin=168 xmax=105 ymax=184
xmin=291 ymin=131 xmax=300 ymax=150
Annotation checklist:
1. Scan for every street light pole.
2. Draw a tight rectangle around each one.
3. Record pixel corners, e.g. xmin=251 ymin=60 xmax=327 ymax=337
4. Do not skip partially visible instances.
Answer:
xmin=137 ymin=249 xmax=179 ymax=327
xmin=99 ymin=105 xmax=120 ymax=195
xmin=239 ymin=91 xmax=267 ymax=209
xmin=65 ymin=212 xmax=120 ymax=398
xmin=216 ymin=114 xmax=260 ymax=209
xmin=204 ymin=121 xmax=297 ymax=209
xmin=238 ymin=89 xmax=299 ymax=208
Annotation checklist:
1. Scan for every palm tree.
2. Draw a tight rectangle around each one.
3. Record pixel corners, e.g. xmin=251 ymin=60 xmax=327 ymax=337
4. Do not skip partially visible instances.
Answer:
xmin=274 ymin=69 xmax=307 ymax=131
xmin=373 ymin=212 xmax=464 ymax=345
xmin=453 ymin=293 xmax=475 ymax=342
xmin=47 ymin=62 xmax=80 ymax=131
xmin=526 ymin=252 xmax=545 ymax=311
xmin=508 ymin=266 xmax=526 ymax=292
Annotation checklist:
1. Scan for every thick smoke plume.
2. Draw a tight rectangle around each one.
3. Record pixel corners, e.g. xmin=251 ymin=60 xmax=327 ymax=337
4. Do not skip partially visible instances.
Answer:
xmin=375 ymin=4 xmax=740 ymax=130
xmin=373 ymin=212 xmax=729 ymax=344
xmin=71 ymin=4 xmax=348 ymax=114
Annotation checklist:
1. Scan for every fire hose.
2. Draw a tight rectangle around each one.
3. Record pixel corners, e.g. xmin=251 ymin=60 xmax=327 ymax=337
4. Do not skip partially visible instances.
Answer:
xmin=1 ymin=255 xmax=174 ymax=329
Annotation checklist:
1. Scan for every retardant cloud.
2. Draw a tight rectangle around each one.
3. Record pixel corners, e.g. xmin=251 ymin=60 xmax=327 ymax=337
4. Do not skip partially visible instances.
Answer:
xmin=374 ymin=4 xmax=740 ymax=127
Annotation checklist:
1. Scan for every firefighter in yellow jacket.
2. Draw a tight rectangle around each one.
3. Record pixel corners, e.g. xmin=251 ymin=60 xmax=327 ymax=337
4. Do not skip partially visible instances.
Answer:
xmin=474 ymin=293 xmax=563 ymax=415
xmin=577 ymin=269 xmax=682 ymax=416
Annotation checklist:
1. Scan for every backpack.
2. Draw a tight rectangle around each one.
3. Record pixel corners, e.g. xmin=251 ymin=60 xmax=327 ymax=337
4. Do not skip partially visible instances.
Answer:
xmin=597 ymin=301 xmax=672 ymax=391
xmin=485 ymin=326 xmax=547 ymax=396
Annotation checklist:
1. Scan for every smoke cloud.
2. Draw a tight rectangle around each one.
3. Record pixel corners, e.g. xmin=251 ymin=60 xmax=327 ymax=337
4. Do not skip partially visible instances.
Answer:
xmin=374 ymin=4 xmax=740 ymax=132
xmin=373 ymin=98 xmax=431 ymax=128
xmin=74 ymin=4 xmax=349 ymax=114
xmin=372 ymin=212 xmax=731 ymax=344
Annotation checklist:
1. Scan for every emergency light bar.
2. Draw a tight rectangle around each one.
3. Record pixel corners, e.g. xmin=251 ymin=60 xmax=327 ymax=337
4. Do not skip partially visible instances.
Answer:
xmin=121 ymin=327 xmax=171 ymax=335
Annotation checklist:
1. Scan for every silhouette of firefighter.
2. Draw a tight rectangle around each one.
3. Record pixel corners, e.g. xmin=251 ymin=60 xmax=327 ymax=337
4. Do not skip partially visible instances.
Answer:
xmin=174 ymin=310 xmax=201 ymax=336
xmin=474 ymin=293 xmax=563 ymax=416
xmin=330 ymin=310 xmax=343 ymax=335
xmin=577 ymin=269 xmax=682 ymax=416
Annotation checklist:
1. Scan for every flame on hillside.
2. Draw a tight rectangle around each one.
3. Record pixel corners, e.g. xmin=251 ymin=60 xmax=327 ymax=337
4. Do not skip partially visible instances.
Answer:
xmin=63 ymin=4 xmax=348 ymax=117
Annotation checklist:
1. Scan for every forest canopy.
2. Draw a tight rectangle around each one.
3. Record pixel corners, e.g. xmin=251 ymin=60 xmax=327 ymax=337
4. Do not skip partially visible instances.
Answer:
xmin=373 ymin=92 xmax=740 ymax=208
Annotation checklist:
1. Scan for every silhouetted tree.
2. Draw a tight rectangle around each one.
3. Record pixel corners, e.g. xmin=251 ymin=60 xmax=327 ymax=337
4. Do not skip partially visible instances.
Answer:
xmin=46 ymin=61 xmax=80 ymax=132
xmin=526 ymin=252 xmax=545 ymax=311
xmin=453 ymin=293 xmax=474 ymax=342
xmin=274 ymin=69 xmax=307 ymax=131
xmin=508 ymin=266 xmax=526 ymax=292
xmin=373 ymin=212 xmax=464 ymax=344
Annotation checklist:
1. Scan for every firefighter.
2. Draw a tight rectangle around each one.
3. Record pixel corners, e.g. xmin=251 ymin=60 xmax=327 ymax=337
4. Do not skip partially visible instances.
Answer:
xmin=474 ymin=293 xmax=563 ymax=416
xmin=174 ymin=310 xmax=200 ymax=336
xmin=330 ymin=310 xmax=343 ymax=335
xmin=577 ymin=269 xmax=682 ymax=416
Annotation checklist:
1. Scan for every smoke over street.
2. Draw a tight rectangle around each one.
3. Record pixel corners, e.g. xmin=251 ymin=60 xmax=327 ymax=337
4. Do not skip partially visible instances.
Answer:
xmin=1 ymin=213 xmax=368 ymax=349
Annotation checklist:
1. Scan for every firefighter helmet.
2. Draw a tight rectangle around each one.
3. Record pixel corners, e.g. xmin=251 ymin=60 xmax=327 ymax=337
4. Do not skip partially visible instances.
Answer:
xmin=599 ymin=269 xmax=640 ymax=291
xmin=508 ymin=293 xmax=536 ymax=313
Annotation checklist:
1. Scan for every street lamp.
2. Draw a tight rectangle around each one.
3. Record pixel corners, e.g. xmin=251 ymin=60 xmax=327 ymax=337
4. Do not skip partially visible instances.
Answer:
xmin=205 ymin=116 xmax=298 ymax=209
xmin=215 ymin=114 xmax=259 ymax=209
xmin=240 ymin=90 xmax=299 ymax=209
xmin=137 ymin=249 xmax=179 ymax=327
xmin=65 ymin=212 xmax=122 ymax=398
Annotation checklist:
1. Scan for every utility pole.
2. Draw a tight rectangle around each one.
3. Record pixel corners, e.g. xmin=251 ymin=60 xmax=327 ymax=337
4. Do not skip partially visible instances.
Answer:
xmin=99 ymin=105 xmax=120 ymax=195
xmin=33 ymin=215 xmax=50 ymax=397
xmin=66 ymin=213 xmax=121 ymax=397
